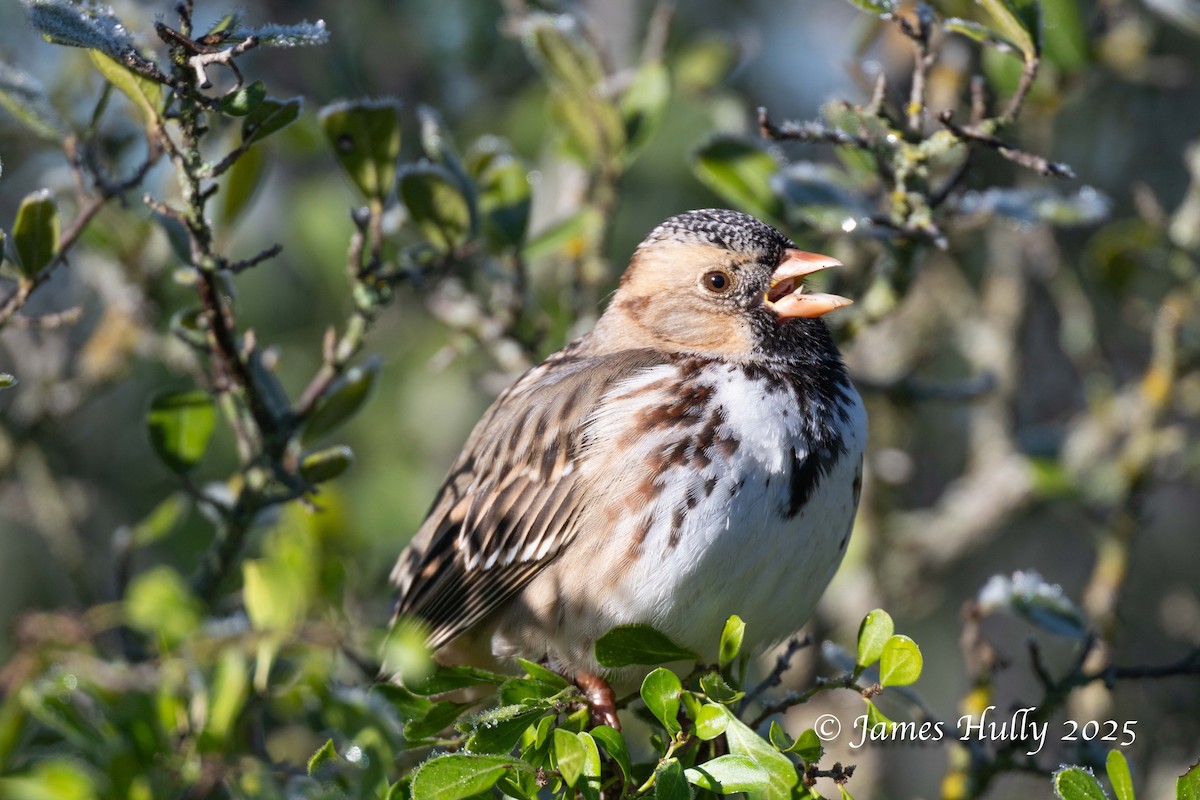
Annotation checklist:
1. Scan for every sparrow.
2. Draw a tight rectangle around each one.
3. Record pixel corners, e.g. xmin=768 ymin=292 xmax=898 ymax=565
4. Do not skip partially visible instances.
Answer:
xmin=391 ymin=209 xmax=866 ymax=723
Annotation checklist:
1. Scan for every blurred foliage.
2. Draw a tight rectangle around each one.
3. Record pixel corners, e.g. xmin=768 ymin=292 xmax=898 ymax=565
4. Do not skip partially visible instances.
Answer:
xmin=1 ymin=0 xmax=1199 ymax=798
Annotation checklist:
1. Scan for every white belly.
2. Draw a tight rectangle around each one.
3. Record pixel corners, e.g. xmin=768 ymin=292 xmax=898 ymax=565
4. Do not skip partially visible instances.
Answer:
xmin=491 ymin=360 xmax=867 ymax=674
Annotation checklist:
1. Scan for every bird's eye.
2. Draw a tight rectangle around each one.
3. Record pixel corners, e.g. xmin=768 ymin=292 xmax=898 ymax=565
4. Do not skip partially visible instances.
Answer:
xmin=703 ymin=270 xmax=732 ymax=293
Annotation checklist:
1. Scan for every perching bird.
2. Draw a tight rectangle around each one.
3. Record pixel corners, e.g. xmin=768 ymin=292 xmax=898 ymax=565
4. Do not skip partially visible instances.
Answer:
xmin=391 ymin=209 xmax=866 ymax=724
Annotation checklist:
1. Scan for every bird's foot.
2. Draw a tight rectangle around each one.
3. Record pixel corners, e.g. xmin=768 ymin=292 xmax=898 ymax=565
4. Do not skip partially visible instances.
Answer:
xmin=574 ymin=671 xmax=620 ymax=730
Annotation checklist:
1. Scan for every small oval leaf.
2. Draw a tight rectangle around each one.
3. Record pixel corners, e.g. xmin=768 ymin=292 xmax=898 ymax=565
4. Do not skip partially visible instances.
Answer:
xmin=241 ymin=96 xmax=303 ymax=147
xmin=320 ymin=98 xmax=402 ymax=201
xmin=856 ymin=608 xmax=894 ymax=668
xmin=12 ymin=189 xmax=60 ymax=279
xmin=719 ymin=614 xmax=745 ymax=667
xmin=685 ymin=754 xmax=770 ymax=793
xmin=146 ymin=390 xmax=217 ymax=473
xmin=301 ymin=357 xmax=381 ymax=444
xmin=640 ymin=668 xmax=683 ymax=735
xmin=399 ymin=163 xmax=472 ymax=252
xmin=879 ymin=634 xmax=922 ymax=687
xmin=1106 ymin=750 xmax=1134 ymax=800
xmin=594 ymin=624 xmax=697 ymax=668
xmin=1053 ymin=766 xmax=1109 ymax=800
xmin=299 ymin=445 xmax=354 ymax=484
xmin=220 ymin=79 xmax=266 ymax=117
xmin=411 ymin=754 xmax=518 ymax=800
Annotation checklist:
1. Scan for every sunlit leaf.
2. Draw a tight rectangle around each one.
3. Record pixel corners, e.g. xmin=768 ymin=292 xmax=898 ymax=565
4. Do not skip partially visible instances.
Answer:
xmin=554 ymin=728 xmax=587 ymax=787
xmin=685 ymin=754 xmax=770 ymax=793
xmin=693 ymin=136 xmax=783 ymax=224
xmin=307 ymin=739 xmax=338 ymax=776
xmin=320 ymin=99 xmax=402 ymax=201
xmin=22 ymin=0 xmax=138 ymax=60
xmin=879 ymin=635 xmax=923 ymax=687
xmin=591 ymin=725 xmax=632 ymax=784
xmin=405 ymin=664 xmax=508 ymax=696
xmin=129 ymin=492 xmax=189 ymax=546
xmin=621 ymin=61 xmax=670 ymax=163
xmin=976 ymin=0 xmax=1042 ymax=58
xmin=720 ymin=706 xmax=800 ymax=799
xmin=463 ymin=703 xmax=549 ymax=755
xmin=124 ymin=566 xmax=202 ymax=647
xmin=977 ymin=570 xmax=1088 ymax=639
xmin=641 ymin=668 xmax=682 ymax=735
xmin=146 ymin=390 xmax=217 ymax=473
xmin=1178 ymin=759 xmax=1200 ymax=800
xmin=719 ymin=615 xmax=745 ymax=667
xmin=411 ymin=754 xmax=520 ymax=800
xmin=694 ymin=703 xmax=729 ymax=741
xmin=0 ymin=373 xmax=16 ymax=390
xmin=654 ymin=759 xmax=690 ymax=800
xmin=856 ymin=608 xmax=894 ymax=669
xmin=698 ymin=672 xmax=744 ymax=705
xmin=89 ymin=51 xmax=161 ymax=125
xmin=1053 ymin=766 xmax=1108 ymax=800
xmin=1106 ymin=750 xmax=1134 ymax=800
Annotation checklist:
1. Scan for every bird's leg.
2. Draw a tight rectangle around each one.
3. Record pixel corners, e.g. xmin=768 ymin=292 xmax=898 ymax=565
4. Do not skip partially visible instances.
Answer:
xmin=575 ymin=671 xmax=620 ymax=730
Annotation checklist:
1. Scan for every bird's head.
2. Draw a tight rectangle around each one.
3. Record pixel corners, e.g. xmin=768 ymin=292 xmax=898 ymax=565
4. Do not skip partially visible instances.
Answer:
xmin=593 ymin=209 xmax=852 ymax=359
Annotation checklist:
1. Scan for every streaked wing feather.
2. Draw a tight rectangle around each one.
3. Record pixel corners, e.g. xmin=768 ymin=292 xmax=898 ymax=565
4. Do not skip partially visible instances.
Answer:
xmin=391 ymin=346 xmax=670 ymax=649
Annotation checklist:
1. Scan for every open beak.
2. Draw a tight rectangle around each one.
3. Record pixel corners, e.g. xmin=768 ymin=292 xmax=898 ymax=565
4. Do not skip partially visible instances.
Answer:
xmin=763 ymin=248 xmax=852 ymax=319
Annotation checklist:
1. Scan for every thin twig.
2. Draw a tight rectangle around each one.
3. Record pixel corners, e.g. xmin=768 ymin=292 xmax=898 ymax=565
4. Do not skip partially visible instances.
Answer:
xmin=937 ymin=110 xmax=1075 ymax=178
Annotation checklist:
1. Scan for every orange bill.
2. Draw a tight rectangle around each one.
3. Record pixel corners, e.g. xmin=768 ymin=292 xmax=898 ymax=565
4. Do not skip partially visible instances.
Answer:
xmin=764 ymin=248 xmax=852 ymax=319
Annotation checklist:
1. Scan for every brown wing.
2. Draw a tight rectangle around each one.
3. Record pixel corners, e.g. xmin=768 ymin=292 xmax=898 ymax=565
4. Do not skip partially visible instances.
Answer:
xmin=390 ymin=346 xmax=670 ymax=650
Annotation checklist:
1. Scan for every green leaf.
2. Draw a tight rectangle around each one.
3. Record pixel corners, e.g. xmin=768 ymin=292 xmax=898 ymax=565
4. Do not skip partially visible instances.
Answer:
xmin=842 ymin=0 xmax=897 ymax=17
xmin=24 ymin=0 xmax=137 ymax=59
xmin=856 ymin=608 xmax=894 ymax=668
xmin=301 ymin=357 xmax=381 ymax=444
xmin=577 ymin=731 xmax=602 ymax=800
xmin=640 ymin=668 xmax=682 ymax=735
xmin=12 ymin=189 xmax=60 ymax=279
xmin=498 ymin=677 xmax=568 ymax=705
xmin=719 ymin=615 xmax=745 ymax=667
xmin=554 ymin=728 xmax=587 ymax=787
xmin=203 ymin=648 xmax=250 ymax=747
xmin=863 ymin=699 xmax=896 ymax=733
xmin=241 ymin=96 xmax=303 ymax=147
xmin=1178 ymin=760 xmax=1200 ymax=800
xmin=299 ymin=445 xmax=354 ymax=484
xmin=517 ymin=658 xmax=570 ymax=689
xmin=594 ymin=624 xmax=698 ymax=668
xmin=0 ymin=758 xmax=98 ymax=800
xmin=320 ymin=99 xmax=402 ymax=201
xmin=243 ymin=558 xmax=307 ymax=632
xmin=699 ymin=672 xmax=744 ymax=705
xmin=620 ymin=61 xmax=670 ymax=163
xmin=220 ymin=143 xmax=266 ymax=228
xmin=520 ymin=13 xmax=605 ymax=93
xmin=792 ymin=728 xmax=825 ymax=764
xmin=399 ymin=163 xmax=472 ymax=252
xmin=129 ymin=492 xmax=188 ymax=547
xmin=477 ymin=154 xmax=531 ymax=250
xmin=405 ymin=664 xmax=508 ymax=696
xmin=693 ymin=136 xmax=783 ymax=224
xmin=720 ymin=706 xmax=799 ymax=799
xmin=146 ymin=390 xmax=217 ymax=473
xmin=89 ymin=50 xmax=161 ymax=125
xmin=1106 ymin=751 xmax=1134 ymax=800
xmin=1053 ymin=766 xmax=1109 ymax=800
xmin=404 ymin=700 xmax=468 ymax=741
xmin=879 ymin=635 xmax=923 ymax=687
xmin=590 ymin=725 xmax=632 ymax=784
xmin=462 ymin=704 xmax=548 ymax=755
xmin=0 ymin=373 xmax=16 ymax=390
xmin=654 ymin=759 xmax=691 ymax=800
xmin=124 ymin=566 xmax=202 ymax=647
xmin=694 ymin=703 xmax=729 ymax=741
xmin=373 ymin=683 xmax=434 ymax=720
xmin=686 ymin=754 xmax=770 ymax=793
xmin=220 ymin=79 xmax=266 ymax=117
xmin=411 ymin=754 xmax=518 ymax=800
xmin=307 ymin=738 xmax=338 ymax=776
xmin=977 ymin=0 xmax=1042 ymax=58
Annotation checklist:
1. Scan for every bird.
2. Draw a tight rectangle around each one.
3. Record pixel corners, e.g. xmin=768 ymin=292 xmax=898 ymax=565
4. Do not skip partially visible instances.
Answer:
xmin=390 ymin=208 xmax=866 ymax=725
